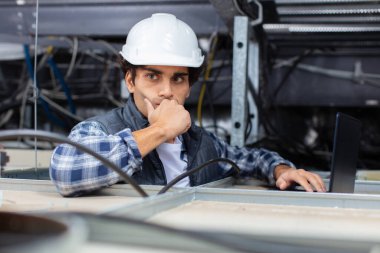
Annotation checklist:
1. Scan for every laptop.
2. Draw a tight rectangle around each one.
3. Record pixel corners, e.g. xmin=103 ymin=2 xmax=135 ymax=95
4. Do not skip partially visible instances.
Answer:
xmin=328 ymin=112 xmax=361 ymax=193
xmin=292 ymin=112 xmax=361 ymax=193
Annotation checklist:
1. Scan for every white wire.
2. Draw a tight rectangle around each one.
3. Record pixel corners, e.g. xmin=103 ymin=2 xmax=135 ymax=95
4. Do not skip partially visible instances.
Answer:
xmin=273 ymin=49 xmax=314 ymax=69
xmin=41 ymin=89 xmax=69 ymax=100
xmin=250 ymin=0 xmax=263 ymax=26
xmin=65 ymin=36 xmax=79 ymax=79
xmin=85 ymin=51 xmax=120 ymax=68
xmin=99 ymin=56 xmax=124 ymax=107
xmin=36 ymin=93 xmax=84 ymax=122
xmin=33 ymin=0 xmax=40 ymax=171
xmin=36 ymin=49 xmax=49 ymax=71
xmin=232 ymin=0 xmax=263 ymax=27
xmin=19 ymin=81 xmax=33 ymax=130
xmin=0 ymin=110 xmax=14 ymax=128
xmin=273 ymin=56 xmax=300 ymax=69
xmin=98 ymin=39 xmax=119 ymax=55
xmin=274 ymin=59 xmax=380 ymax=87
xmin=41 ymin=89 xmax=122 ymax=103
xmin=362 ymin=78 xmax=380 ymax=87
xmin=233 ymin=0 xmax=246 ymax=15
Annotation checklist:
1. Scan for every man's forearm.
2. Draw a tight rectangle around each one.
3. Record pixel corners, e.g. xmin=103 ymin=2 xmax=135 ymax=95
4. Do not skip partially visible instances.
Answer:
xmin=50 ymin=121 xmax=143 ymax=196
xmin=132 ymin=123 xmax=168 ymax=157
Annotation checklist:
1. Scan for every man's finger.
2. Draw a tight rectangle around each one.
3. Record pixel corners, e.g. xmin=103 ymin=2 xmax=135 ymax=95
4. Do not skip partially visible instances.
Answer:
xmin=293 ymin=171 xmax=316 ymax=192
xmin=144 ymin=98 xmax=155 ymax=116
xmin=304 ymin=172 xmax=326 ymax=192
xmin=297 ymin=177 xmax=314 ymax=192
xmin=279 ymin=170 xmax=313 ymax=192
xmin=276 ymin=177 xmax=288 ymax=190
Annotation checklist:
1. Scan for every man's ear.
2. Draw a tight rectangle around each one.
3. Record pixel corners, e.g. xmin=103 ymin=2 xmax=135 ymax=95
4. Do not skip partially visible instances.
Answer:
xmin=125 ymin=71 xmax=135 ymax=93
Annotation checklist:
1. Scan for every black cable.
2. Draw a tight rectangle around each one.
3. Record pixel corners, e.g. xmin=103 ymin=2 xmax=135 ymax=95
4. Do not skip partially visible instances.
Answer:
xmin=158 ymin=158 xmax=241 ymax=194
xmin=205 ymin=84 xmax=217 ymax=134
xmin=246 ymin=65 xmax=322 ymax=161
xmin=0 ymin=100 xmax=32 ymax=115
xmin=243 ymin=48 xmax=320 ymax=157
xmin=205 ymin=58 xmax=232 ymax=104
xmin=245 ymin=97 xmax=252 ymax=142
xmin=261 ymin=112 xmax=317 ymax=157
xmin=0 ymin=96 xmax=77 ymax=131
xmin=209 ymin=57 xmax=228 ymax=135
xmin=210 ymin=84 xmax=231 ymax=103
xmin=0 ymin=129 xmax=148 ymax=197
xmin=270 ymin=49 xmax=314 ymax=107
xmin=245 ymin=116 xmax=252 ymax=141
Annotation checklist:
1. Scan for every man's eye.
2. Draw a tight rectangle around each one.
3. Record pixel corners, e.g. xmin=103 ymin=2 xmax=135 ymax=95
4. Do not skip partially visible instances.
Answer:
xmin=173 ymin=76 xmax=185 ymax=83
xmin=146 ymin=73 xmax=158 ymax=80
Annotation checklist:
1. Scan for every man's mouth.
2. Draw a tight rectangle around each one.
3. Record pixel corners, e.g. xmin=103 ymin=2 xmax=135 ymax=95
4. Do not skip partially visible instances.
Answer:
xmin=152 ymin=99 xmax=163 ymax=108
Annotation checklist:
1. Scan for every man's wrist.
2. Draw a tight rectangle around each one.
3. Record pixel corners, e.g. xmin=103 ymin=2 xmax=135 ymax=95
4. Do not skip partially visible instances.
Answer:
xmin=149 ymin=123 xmax=170 ymax=142
xmin=274 ymin=164 xmax=295 ymax=180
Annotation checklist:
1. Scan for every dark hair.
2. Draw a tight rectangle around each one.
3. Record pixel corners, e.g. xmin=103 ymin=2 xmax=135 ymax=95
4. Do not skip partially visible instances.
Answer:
xmin=118 ymin=55 xmax=204 ymax=86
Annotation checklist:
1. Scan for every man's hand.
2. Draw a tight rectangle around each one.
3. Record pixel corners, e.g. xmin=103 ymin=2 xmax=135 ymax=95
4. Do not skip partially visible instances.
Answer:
xmin=274 ymin=165 xmax=326 ymax=192
xmin=145 ymin=98 xmax=191 ymax=142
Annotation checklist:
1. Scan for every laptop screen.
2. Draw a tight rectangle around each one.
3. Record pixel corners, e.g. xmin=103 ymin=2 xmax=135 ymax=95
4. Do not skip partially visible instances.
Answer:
xmin=329 ymin=112 xmax=361 ymax=193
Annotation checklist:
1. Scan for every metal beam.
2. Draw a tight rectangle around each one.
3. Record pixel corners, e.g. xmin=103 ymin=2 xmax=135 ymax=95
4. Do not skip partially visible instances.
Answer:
xmin=231 ymin=16 xmax=249 ymax=147
xmin=247 ymin=39 xmax=260 ymax=143
xmin=0 ymin=1 xmax=227 ymax=37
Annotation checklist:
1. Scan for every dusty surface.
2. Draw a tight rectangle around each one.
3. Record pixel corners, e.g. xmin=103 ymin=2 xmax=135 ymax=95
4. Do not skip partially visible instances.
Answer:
xmin=229 ymin=184 xmax=273 ymax=190
xmin=3 ymin=149 xmax=53 ymax=169
xmin=357 ymin=170 xmax=380 ymax=181
xmin=0 ymin=190 xmax=138 ymax=213
xmin=80 ymin=242 xmax=193 ymax=253
xmin=148 ymin=200 xmax=380 ymax=242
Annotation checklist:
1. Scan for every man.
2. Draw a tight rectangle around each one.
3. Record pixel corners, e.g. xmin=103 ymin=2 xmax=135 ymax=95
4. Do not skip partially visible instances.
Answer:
xmin=50 ymin=13 xmax=326 ymax=196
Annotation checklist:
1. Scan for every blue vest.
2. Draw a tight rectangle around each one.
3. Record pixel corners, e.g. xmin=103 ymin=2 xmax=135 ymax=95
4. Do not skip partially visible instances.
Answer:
xmin=89 ymin=98 xmax=229 ymax=186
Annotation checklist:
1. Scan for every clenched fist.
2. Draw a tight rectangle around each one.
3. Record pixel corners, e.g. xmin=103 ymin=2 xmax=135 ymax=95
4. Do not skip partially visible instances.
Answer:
xmin=144 ymin=98 xmax=191 ymax=142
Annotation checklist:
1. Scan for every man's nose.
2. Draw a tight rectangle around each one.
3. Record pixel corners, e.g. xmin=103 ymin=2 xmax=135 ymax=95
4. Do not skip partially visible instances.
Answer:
xmin=159 ymin=81 xmax=173 ymax=98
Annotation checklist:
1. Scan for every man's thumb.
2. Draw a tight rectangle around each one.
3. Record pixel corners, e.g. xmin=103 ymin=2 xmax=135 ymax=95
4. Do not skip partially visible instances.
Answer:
xmin=276 ymin=177 xmax=287 ymax=190
xmin=144 ymin=98 xmax=154 ymax=116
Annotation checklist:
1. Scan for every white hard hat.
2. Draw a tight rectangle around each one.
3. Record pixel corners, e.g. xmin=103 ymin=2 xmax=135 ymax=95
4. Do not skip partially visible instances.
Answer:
xmin=120 ymin=13 xmax=204 ymax=68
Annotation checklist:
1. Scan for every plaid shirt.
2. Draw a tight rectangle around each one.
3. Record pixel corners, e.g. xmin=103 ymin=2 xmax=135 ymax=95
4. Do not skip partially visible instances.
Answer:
xmin=50 ymin=121 xmax=294 ymax=196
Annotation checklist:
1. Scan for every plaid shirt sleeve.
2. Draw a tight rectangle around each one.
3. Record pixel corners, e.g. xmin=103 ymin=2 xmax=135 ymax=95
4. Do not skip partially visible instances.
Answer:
xmin=49 ymin=121 xmax=142 ymax=196
xmin=207 ymin=132 xmax=295 ymax=185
